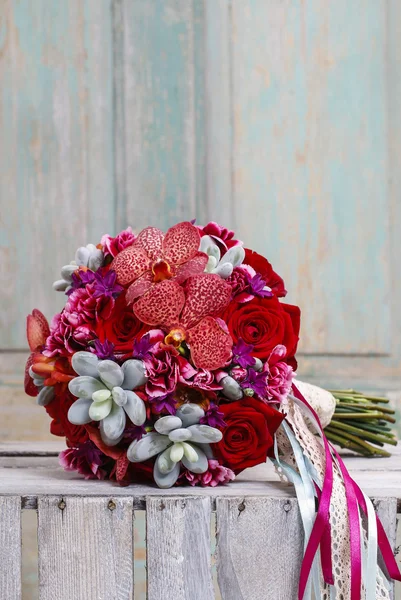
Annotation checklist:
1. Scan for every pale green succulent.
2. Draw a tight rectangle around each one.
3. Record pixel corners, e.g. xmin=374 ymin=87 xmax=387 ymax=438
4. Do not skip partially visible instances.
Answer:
xmin=199 ymin=235 xmax=245 ymax=279
xmin=67 ymin=351 xmax=147 ymax=446
xmin=127 ymin=403 xmax=223 ymax=489
xmin=53 ymin=244 xmax=104 ymax=292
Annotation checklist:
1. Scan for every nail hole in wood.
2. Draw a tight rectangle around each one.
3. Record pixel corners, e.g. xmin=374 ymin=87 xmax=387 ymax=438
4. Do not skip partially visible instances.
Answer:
xmin=108 ymin=500 xmax=116 ymax=511
xmin=58 ymin=499 xmax=66 ymax=511
xmin=284 ymin=501 xmax=291 ymax=512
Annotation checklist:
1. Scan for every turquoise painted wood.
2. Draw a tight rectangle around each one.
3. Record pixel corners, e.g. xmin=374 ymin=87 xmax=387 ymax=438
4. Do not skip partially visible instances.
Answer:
xmin=115 ymin=0 xmax=206 ymax=232
xmin=0 ymin=0 xmax=115 ymax=348
xmin=0 ymin=0 xmax=400 ymax=392
xmin=215 ymin=0 xmax=390 ymax=355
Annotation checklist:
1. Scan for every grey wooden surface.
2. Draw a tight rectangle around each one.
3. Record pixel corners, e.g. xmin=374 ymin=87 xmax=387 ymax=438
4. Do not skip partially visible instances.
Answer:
xmin=0 ymin=444 xmax=400 ymax=600
xmin=38 ymin=496 xmax=134 ymax=600
xmin=147 ymin=496 xmax=214 ymax=600
xmin=216 ymin=497 xmax=303 ymax=600
xmin=0 ymin=496 xmax=21 ymax=600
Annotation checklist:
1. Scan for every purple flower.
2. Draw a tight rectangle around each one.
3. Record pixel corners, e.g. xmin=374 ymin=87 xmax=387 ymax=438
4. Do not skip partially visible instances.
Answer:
xmin=241 ymin=368 xmax=269 ymax=398
xmin=92 ymin=339 xmax=116 ymax=360
xmin=133 ymin=333 xmax=154 ymax=360
xmin=59 ymin=441 xmax=107 ymax=480
xmin=200 ymin=404 xmax=226 ymax=428
xmin=66 ymin=270 xmax=96 ymax=296
xmin=123 ymin=424 xmax=147 ymax=442
xmin=92 ymin=269 xmax=123 ymax=299
xmin=248 ymin=273 xmax=273 ymax=298
xmin=149 ymin=393 xmax=177 ymax=415
xmin=232 ymin=339 xmax=256 ymax=368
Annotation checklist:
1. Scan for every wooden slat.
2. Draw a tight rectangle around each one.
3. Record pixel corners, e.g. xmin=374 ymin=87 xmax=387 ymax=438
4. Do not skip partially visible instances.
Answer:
xmin=227 ymin=0 xmax=390 ymax=356
xmin=0 ymin=496 xmax=22 ymax=600
xmin=37 ymin=496 xmax=133 ymax=600
xmin=374 ymin=497 xmax=398 ymax=600
xmin=115 ymin=0 xmax=206 ymax=232
xmin=146 ymin=496 xmax=214 ymax=600
xmin=0 ymin=0 xmax=115 ymax=349
xmin=216 ymin=497 xmax=303 ymax=600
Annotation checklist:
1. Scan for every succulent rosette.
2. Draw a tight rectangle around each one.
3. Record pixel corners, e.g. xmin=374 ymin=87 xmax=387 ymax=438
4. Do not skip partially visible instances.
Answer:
xmin=25 ymin=220 xmax=300 ymax=488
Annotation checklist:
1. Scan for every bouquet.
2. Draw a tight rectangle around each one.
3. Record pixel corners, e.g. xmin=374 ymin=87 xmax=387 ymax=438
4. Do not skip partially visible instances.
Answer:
xmin=24 ymin=220 xmax=400 ymax=599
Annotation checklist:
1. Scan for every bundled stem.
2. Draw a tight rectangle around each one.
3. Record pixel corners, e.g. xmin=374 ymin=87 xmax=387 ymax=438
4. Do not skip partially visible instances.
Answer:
xmin=326 ymin=389 xmax=398 ymax=457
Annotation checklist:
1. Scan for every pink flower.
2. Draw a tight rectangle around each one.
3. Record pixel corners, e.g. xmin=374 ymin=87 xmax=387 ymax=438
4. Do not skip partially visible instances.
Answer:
xmin=59 ymin=441 xmax=108 ymax=480
xmin=64 ymin=286 xmax=114 ymax=327
xmin=178 ymin=356 xmax=222 ymax=391
xmin=181 ymin=460 xmax=235 ymax=487
xmin=144 ymin=343 xmax=180 ymax=398
xmin=101 ymin=227 xmax=136 ymax=258
xmin=226 ymin=265 xmax=255 ymax=302
xmin=198 ymin=221 xmax=242 ymax=252
xmin=44 ymin=313 xmax=94 ymax=357
xmin=263 ymin=345 xmax=294 ymax=402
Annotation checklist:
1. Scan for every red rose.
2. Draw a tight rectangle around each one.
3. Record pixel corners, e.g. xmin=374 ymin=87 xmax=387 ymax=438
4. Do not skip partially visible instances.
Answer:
xmin=220 ymin=297 xmax=300 ymax=369
xmin=244 ymin=249 xmax=287 ymax=297
xmin=45 ymin=389 xmax=88 ymax=445
xmin=213 ymin=398 xmax=285 ymax=473
xmin=95 ymin=294 xmax=150 ymax=357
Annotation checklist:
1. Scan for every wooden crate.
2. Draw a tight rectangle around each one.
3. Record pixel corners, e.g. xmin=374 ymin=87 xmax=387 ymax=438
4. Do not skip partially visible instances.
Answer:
xmin=0 ymin=443 xmax=400 ymax=600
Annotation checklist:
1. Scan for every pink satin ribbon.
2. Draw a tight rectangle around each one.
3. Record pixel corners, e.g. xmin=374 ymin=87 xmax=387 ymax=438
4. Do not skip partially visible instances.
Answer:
xmin=292 ymin=384 xmax=334 ymax=599
xmin=292 ymin=383 xmax=401 ymax=600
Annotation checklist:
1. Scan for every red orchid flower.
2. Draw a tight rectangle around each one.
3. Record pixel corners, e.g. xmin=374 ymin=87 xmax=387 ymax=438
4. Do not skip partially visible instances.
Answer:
xmin=132 ymin=273 xmax=233 ymax=371
xmin=112 ymin=221 xmax=208 ymax=304
xmin=24 ymin=310 xmax=74 ymax=396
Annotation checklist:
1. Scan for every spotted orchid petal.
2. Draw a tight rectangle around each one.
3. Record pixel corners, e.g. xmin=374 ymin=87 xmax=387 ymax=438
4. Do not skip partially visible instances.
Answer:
xmin=162 ymin=221 xmax=200 ymax=265
xmin=174 ymin=252 xmax=209 ymax=284
xmin=133 ymin=279 xmax=185 ymax=327
xmin=111 ymin=245 xmax=152 ymax=286
xmin=180 ymin=274 xmax=232 ymax=329
xmin=26 ymin=309 xmax=50 ymax=351
xmin=187 ymin=316 xmax=233 ymax=370
xmin=134 ymin=226 xmax=164 ymax=260
xmin=126 ymin=272 xmax=153 ymax=304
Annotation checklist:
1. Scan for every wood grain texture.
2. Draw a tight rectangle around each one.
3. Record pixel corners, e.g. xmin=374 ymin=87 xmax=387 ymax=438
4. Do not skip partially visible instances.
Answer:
xmin=115 ymin=0 xmax=206 ymax=233
xmin=225 ymin=0 xmax=390 ymax=356
xmin=216 ymin=497 xmax=303 ymax=600
xmin=146 ymin=496 xmax=214 ymax=600
xmin=374 ymin=497 xmax=398 ymax=600
xmin=0 ymin=496 xmax=22 ymax=600
xmin=37 ymin=496 xmax=134 ymax=600
xmin=0 ymin=0 xmax=115 ymax=349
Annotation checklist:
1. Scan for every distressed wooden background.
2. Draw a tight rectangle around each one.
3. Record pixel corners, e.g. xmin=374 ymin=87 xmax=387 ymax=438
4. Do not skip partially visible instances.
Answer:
xmin=0 ymin=2 xmax=400 ymax=599
xmin=1 ymin=0 xmax=400 ymax=429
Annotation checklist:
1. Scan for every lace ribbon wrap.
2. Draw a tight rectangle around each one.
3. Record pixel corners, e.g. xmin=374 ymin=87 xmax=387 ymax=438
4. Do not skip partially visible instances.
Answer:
xmin=275 ymin=381 xmax=400 ymax=600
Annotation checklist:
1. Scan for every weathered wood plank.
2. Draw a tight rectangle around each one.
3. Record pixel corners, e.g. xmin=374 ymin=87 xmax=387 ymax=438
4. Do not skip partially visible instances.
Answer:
xmin=37 ymin=496 xmax=134 ymax=600
xmin=146 ymin=496 xmax=214 ymax=600
xmin=115 ymin=0 xmax=206 ymax=232
xmin=374 ymin=497 xmax=398 ymax=599
xmin=0 ymin=496 xmax=22 ymax=600
xmin=224 ymin=0 xmax=389 ymax=356
xmin=0 ymin=0 xmax=115 ymax=349
xmin=1 ymin=452 xmax=401 ymax=508
xmin=216 ymin=497 xmax=303 ymax=600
